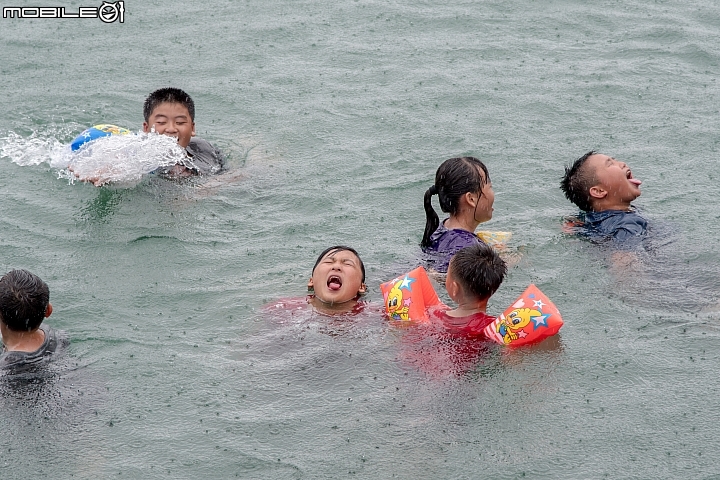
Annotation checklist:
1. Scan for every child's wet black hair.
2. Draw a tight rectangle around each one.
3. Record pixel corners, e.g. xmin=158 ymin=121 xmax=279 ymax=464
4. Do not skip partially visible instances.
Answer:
xmin=312 ymin=246 xmax=365 ymax=283
xmin=560 ymin=150 xmax=597 ymax=212
xmin=421 ymin=157 xmax=490 ymax=248
xmin=449 ymin=244 xmax=506 ymax=302
xmin=143 ymin=87 xmax=195 ymax=122
xmin=0 ymin=269 xmax=49 ymax=332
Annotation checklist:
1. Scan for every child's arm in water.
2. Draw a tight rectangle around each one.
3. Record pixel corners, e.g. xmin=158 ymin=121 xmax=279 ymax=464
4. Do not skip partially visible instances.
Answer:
xmin=68 ymin=164 xmax=117 ymax=187
xmin=476 ymin=231 xmax=522 ymax=269
xmin=610 ymin=250 xmax=643 ymax=275
xmin=192 ymin=168 xmax=247 ymax=196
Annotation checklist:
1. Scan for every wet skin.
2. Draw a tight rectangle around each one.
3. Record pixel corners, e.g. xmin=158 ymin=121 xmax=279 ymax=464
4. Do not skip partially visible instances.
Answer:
xmin=586 ymin=153 xmax=642 ymax=211
xmin=307 ymin=250 xmax=366 ymax=305
xmin=143 ymin=102 xmax=196 ymax=148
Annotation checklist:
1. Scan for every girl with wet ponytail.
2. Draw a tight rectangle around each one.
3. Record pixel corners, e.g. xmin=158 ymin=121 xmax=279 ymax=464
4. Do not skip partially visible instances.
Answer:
xmin=421 ymin=157 xmax=495 ymax=273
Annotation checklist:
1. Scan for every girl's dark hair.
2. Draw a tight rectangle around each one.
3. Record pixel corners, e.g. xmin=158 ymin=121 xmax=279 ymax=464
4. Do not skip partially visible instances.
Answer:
xmin=312 ymin=246 xmax=365 ymax=283
xmin=0 ymin=269 xmax=49 ymax=332
xmin=421 ymin=157 xmax=490 ymax=248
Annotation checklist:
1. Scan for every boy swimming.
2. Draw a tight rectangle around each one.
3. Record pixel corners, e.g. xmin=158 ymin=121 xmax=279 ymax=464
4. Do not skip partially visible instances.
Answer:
xmin=429 ymin=243 xmax=507 ymax=335
xmin=74 ymin=87 xmax=224 ymax=186
xmin=0 ymin=269 xmax=65 ymax=370
xmin=560 ymin=151 xmax=646 ymax=247
xmin=421 ymin=157 xmax=495 ymax=273
xmin=142 ymin=87 xmax=224 ymax=177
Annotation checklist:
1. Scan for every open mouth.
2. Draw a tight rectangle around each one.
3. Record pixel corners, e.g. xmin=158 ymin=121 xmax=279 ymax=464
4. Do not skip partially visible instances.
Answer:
xmin=327 ymin=275 xmax=343 ymax=291
xmin=626 ymin=169 xmax=642 ymax=186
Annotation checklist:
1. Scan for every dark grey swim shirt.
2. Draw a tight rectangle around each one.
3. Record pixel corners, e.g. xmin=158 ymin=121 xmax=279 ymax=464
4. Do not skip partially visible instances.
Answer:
xmin=577 ymin=208 xmax=648 ymax=249
xmin=185 ymin=137 xmax=225 ymax=175
xmin=0 ymin=324 xmax=68 ymax=371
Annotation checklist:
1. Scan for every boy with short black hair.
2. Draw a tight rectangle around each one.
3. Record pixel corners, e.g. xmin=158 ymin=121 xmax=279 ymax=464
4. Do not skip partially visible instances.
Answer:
xmin=430 ymin=243 xmax=507 ymax=335
xmin=74 ymin=87 xmax=224 ymax=186
xmin=560 ymin=151 xmax=646 ymax=245
xmin=0 ymin=269 xmax=64 ymax=369
xmin=142 ymin=87 xmax=224 ymax=176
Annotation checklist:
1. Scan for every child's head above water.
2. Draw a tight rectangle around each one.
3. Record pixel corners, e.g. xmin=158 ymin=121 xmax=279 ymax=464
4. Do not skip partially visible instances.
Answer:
xmin=445 ymin=243 xmax=506 ymax=307
xmin=0 ymin=269 xmax=52 ymax=333
xmin=143 ymin=87 xmax=196 ymax=148
xmin=560 ymin=151 xmax=642 ymax=212
xmin=421 ymin=156 xmax=494 ymax=248
xmin=307 ymin=246 xmax=366 ymax=306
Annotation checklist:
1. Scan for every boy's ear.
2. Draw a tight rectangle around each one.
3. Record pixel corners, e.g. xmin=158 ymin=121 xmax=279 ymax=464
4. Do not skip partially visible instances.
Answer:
xmin=446 ymin=277 xmax=461 ymax=300
xmin=191 ymin=122 xmax=196 ymax=137
xmin=307 ymin=278 xmax=314 ymax=291
xmin=45 ymin=303 xmax=53 ymax=318
xmin=589 ymin=185 xmax=608 ymax=199
xmin=142 ymin=122 xmax=150 ymax=133
xmin=358 ymin=283 xmax=367 ymax=295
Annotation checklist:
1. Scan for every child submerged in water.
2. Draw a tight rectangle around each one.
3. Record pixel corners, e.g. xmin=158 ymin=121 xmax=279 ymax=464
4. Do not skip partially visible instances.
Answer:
xmin=270 ymin=246 xmax=368 ymax=316
xmin=560 ymin=151 xmax=646 ymax=247
xmin=73 ymin=87 xmax=224 ymax=186
xmin=0 ymin=269 xmax=67 ymax=370
xmin=421 ymin=157 xmax=495 ymax=274
xmin=429 ymin=243 xmax=507 ymax=336
xmin=394 ymin=245 xmax=507 ymax=378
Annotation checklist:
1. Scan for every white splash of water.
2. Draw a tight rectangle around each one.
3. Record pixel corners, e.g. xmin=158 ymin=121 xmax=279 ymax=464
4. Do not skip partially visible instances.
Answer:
xmin=57 ymin=133 xmax=188 ymax=186
xmin=0 ymin=130 xmax=65 ymax=167
xmin=1 ymin=129 xmax=190 ymax=186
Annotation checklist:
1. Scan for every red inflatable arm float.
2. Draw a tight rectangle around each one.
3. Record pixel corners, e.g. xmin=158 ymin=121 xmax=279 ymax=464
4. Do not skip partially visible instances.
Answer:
xmin=380 ymin=266 xmax=442 ymax=323
xmin=482 ymin=284 xmax=563 ymax=347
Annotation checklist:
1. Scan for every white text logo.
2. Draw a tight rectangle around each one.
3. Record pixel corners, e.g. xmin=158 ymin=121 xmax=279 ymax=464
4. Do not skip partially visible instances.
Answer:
xmin=3 ymin=1 xmax=125 ymax=23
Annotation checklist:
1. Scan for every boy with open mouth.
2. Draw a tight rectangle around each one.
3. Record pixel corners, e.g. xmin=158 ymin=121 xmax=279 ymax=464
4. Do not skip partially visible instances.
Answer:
xmin=560 ymin=151 xmax=647 ymax=247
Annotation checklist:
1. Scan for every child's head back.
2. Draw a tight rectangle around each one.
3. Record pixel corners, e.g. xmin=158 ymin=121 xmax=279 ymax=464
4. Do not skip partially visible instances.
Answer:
xmin=0 ymin=269 xmax=50 ymax=332
xmin=421 ymin=157 xmax=491 ymax=247
xmin=446 ymin=244 xmax=506 ymax=303
xmin=308 ymin=246 xmax=367 ymax=305
xmin=312 ymin=246 xmax=366 ymax=282
xmin=561 ymin=151 xmax=642 ymax=212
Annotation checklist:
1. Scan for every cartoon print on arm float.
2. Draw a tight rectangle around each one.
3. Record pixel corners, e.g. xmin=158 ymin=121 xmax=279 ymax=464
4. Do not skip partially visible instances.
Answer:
xmin=383 ymin=275 xmax=415 ymax=321
xmin=497 ymin=308 xmax=538 ymax=344
xmin=494 ymin=292 xmax=553 ymax=345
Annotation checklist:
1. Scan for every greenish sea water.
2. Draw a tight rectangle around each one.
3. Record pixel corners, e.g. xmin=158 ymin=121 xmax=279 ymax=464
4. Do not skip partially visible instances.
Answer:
xmin=2 ymin=0 xmax=720 ymax=478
